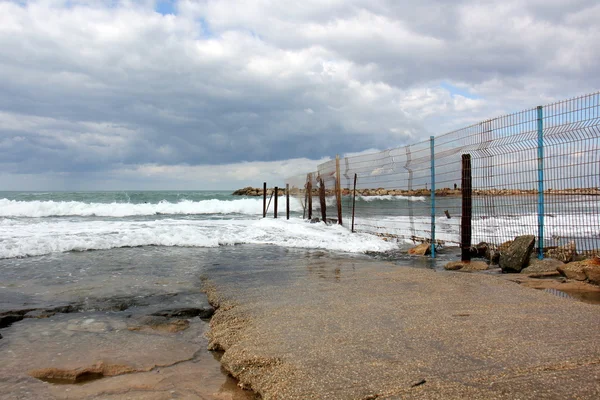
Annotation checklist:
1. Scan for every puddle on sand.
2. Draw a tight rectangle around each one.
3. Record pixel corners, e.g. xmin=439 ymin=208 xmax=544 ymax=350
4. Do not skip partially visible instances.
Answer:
xmin=544 ymin=288 xmax=600 ymax=305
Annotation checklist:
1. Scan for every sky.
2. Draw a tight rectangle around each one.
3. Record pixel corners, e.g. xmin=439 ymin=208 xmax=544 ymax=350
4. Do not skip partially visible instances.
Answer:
xmin=0 ymin=0 xmax=598 ymax=190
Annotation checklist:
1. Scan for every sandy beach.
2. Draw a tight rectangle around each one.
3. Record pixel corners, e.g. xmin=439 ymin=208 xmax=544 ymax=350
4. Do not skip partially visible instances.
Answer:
xmin=204 ymin=252 xmax=600 ymax=399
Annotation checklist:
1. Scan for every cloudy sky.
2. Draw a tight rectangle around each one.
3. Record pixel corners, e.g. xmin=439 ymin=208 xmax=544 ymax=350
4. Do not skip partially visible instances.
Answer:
xmin=0 ymin=0 xmax=598 ymax=190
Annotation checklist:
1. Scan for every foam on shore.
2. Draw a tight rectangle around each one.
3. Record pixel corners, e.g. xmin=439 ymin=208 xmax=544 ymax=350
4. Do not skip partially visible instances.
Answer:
xmin=0 ymin=218 xmax=397 ymax=259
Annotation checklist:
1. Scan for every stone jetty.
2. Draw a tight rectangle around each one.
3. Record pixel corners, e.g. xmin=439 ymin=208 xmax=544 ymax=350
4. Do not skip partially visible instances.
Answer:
xmin=233 ymin=186 xmax=600 ymax=197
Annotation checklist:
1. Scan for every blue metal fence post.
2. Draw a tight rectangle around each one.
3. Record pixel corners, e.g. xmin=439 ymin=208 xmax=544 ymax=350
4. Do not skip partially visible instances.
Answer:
xmin=537 ymin=106 xmax=544 ymax=259
xmin=430 ymin=136 xmax=436 ymax=258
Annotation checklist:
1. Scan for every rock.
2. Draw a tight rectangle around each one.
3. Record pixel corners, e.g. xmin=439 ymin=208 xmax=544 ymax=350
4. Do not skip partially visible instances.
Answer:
xmin=310 ymin=218 xmax=321 ymax=223
xmin=546 ymin=241 xmax=576 ymax=263
xmin=583 ymin=264 xmax=600 ymax=285
xmin=0 ymin=314 xmax=24 ymax=329
xmin=444 ymin=261 xmax=488 ymax=271
xmin=521 ymin=258 xmax=563 ymax=274
xmin=487 ymin=240 xmax=512 ymax=265
xmin=67 ymin=318 xmax=111 ymax=333
xmin=499 ymin=235 xmax=535 ymax=273
xmin=151 ymin=306 xmax=214 ymax=319
xmin=557 ymin=261 xmax=587 ymax=281
xmin=29 ymin=362 xmax=136 ymax=384
xmin=474 ymin=242 xmax=490 ymax=259
xmin=128 ymin=316 xmax=190 ymax=333
xmin=444 ymin=261 xmax=463 ymax=271
xmin=408 ymin=243 xmax=430 ymax=256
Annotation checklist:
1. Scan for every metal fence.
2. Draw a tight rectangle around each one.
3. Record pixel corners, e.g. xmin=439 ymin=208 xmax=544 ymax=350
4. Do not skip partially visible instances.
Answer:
xmin=285 ymin=92 xmax=600 ymax=257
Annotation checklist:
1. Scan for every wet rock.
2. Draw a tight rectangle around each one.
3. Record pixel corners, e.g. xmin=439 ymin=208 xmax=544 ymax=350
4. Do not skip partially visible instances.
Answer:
xmin=66 ymin=318 xmax=127 ymax=333
xmin=0 ymin=313 xmax=26 ymax=329
xmin=473 ymin=242 xmax=490 ymax=259
xmin=151 ymin=306 xmax=214 ymax=319
xmin=557 ymin=262 xmax=587 ymax=281
xmin=499 ymin=235 xmax=535 ymax=273
xmin=521 ymin=258 xmax=563 ymax=274
xmin=583 ymin=264 xmax=600 ymax=285
xmin=408 ymin=243 xmax=430 ymax=256
xmin=444 ymin=261 xmax=488 ymax=272
xmin=546 ymin=242 xmax=576 ymax=263
xmin=128 ymin=316 xmax=190 ymax=333
xmin=29 ymin=362 xmax=136 ymax=384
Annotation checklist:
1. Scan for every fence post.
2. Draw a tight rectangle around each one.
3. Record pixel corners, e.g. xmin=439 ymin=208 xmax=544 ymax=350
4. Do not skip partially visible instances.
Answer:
xmin=461 ymin=154 xmax=472 ymax=262
xmin=286 ymin=183 xmax=290 ymax=220
xmin=307 ymin=173 xmax=313 ymax=220
xmin=430 ymin=136 xmax=436 ymax=258
xmin=537 ymin=105 xmax=544 ymax=259
xmin=335 ymin=155 xmax=343 ymax=225
xmin=319 ymin=178 xmax=327 ymax=222
xmin=263 ymin=182 xmax=267 ymax=218
xmin=351 ymin=173 xmax=357 ymax=233
xmin=274 ymin=186 xmax=278 ymax=219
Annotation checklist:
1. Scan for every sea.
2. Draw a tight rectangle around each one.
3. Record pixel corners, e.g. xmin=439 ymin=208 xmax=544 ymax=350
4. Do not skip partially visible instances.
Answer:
xmin=0 ymin=190 xmax=400 ymax=399
xmin=0 ymin=191 xmax=598 ymax=398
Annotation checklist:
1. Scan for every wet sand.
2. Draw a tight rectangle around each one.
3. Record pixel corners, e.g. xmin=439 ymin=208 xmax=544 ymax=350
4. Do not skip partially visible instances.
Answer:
xmin=205 ymin=254 xmax=600 ymax=399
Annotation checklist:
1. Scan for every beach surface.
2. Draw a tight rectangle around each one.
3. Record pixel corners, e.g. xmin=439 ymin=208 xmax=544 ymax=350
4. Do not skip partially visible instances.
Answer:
xmin=205 ymin=252 xmax=600 ymax=399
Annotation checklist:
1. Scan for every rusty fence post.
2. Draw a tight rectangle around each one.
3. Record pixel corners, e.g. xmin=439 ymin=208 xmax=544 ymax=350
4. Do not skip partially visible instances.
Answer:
xmin=319 ymin=178 xmax=326 ymax=222
xmin=461 ymin=154 xmax=472 ymax=262
xmin=335 ymin=155 xmax=343 ymax=225
xmin=351 ymin=173 xmax=357 ymax=232
xmin=263 ymin=182 xmax=267 ymax=218
xmin=274 ymin=186 xmax=278 ymax=218
xmin=308 ymin=174 xmax=313 ymax=220
xmin=286 ymin=183 xmax=290 ymax=220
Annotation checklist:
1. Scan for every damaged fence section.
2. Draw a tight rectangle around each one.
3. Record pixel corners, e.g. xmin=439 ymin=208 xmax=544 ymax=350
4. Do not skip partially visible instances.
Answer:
xmin=285 ymin=92 xmax=600 ymax=258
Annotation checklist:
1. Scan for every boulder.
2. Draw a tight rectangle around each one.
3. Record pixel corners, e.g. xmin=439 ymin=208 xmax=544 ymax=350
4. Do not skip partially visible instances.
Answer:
xmin=583 ymin=264 xmax=600 ymax=285
xmin=444 ymin=261 xmax=488 ymax=271
xmin=499 ymin=235 xmax=535 ymax=273
xmin=408 ymin=243 xmax=431 ymax=256
xmin=444 ymin=261 xmax=463 ymax=271
xmin=521 ymin=258 xmax=563 ymax=274
xmin=546 ymin=241 xmax=576 ymax=263
xmin=474 ymin=242 xmax=490 ymax=259
xmin=557 ymin=261 xmax=587 ymax=281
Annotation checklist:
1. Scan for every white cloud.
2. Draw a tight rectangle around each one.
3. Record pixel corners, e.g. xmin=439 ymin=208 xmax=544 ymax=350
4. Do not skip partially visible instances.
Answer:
xmin=0 ymin=0 xmax=598 ymax=189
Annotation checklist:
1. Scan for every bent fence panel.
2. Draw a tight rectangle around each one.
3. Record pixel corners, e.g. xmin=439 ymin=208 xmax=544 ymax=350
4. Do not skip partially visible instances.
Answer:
xmin=285 ymin=91 xmax=600 ymax=255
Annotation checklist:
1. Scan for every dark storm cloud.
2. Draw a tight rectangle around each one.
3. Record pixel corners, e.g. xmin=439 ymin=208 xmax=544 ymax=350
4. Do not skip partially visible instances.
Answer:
xmin=0 ymin=0 xmax=599 ymax=189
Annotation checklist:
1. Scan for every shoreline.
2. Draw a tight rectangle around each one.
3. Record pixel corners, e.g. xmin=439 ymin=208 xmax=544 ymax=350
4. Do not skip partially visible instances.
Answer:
xmin=233 ymin=186 xmax=600 ymax=197
xmin=203 ymin=257 xmax=600 ymax=399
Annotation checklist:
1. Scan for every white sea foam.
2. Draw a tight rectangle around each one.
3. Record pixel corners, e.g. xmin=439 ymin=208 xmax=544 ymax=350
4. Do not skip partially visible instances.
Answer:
xmin=357 ymin=195 xmax=426 ymax=202
xmin=0 ymin=198 xmax=303 ymax=218
xmin=355 ymin=213 xmax=600 ymax=246
xmin=0 ymin=218 xmax=398 ymax=259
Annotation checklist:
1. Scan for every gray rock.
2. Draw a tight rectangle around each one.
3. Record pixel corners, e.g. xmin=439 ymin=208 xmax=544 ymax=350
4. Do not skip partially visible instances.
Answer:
xmin=546 ymin=241 xmax=576 ymax=263
xmin=521 ymin=257 xmax=563 ymax=274
xmin=499 ymin=235 xmax=535 ymax=273
xmin=557 ymin=261 xmax=588 ymax=281
xmin=151 ymin=306 xmax=214 ymax=319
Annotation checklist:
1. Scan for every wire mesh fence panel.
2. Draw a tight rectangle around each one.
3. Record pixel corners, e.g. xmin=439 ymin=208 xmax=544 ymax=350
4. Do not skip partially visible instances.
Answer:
xmin=284 ymin=91 xmax=600 ymax=256
xmin=542 ymin=93 xmax=600 ymax=255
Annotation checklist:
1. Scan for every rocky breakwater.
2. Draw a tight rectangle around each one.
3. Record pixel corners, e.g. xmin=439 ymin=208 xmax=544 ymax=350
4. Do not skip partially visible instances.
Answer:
xmin=234 ymin=186 xmax=600 ymax=197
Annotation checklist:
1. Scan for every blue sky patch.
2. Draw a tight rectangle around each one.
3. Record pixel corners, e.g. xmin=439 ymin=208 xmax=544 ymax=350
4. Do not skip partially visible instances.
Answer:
xmin=155 ymin=0 xmax=176 ymax=16
xmin=440 ymin=82 xmax=479 ymax=100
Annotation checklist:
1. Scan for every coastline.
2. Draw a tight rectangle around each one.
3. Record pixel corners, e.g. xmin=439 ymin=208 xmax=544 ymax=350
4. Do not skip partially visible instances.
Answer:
xmin=233 ymin=186 xmax=600 ymax=197
xmin=203 ymin=255 xmax=600 ymax=399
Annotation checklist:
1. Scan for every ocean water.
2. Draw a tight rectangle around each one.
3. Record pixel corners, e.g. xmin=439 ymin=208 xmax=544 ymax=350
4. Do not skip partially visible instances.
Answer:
xmin=0 ymin=191 xmax=400 ymax=260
